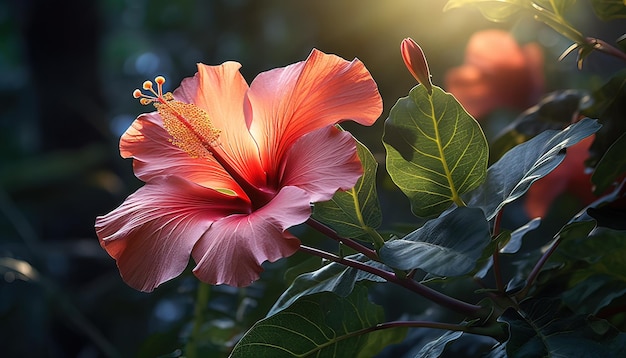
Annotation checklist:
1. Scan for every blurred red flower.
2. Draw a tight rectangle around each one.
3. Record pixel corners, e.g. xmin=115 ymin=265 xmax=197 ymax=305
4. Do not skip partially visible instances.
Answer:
xmin=524 ymin=135 xmax=596 ymax=218
xmin=444 ymin=29 xmax=545 ymax=120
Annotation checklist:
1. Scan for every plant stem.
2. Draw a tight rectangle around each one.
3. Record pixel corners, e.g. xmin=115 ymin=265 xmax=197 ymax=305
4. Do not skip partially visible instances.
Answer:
xmin=588 ymin=37 xmax=626 ymax=64
xmin=516 ymin=237 xmax=562 ymax=299
xmin=186 ymin=282 xmax=211 ymax=358
xmin=298 ymin=245 xmax=484 ymax=318
xmin=492 ymin=210 xmax=505 ymax=293
xmin=306 ymin=218 xmax=379 ymax=261
xmin=364 ymin=320 xmax=506 ymax=341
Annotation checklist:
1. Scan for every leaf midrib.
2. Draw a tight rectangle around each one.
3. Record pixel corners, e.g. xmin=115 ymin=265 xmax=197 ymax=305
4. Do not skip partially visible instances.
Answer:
xmin=429 ymin=95 xmax=461 ymax=205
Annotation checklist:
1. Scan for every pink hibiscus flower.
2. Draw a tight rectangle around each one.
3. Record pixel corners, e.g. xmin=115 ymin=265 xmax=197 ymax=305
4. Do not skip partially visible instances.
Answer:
xmin=95 ymin=49 xmax=382 ymax=292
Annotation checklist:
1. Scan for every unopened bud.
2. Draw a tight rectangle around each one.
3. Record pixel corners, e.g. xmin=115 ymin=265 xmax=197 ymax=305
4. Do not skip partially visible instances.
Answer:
xmin=401 ymin=37 xmax=433 ymax=95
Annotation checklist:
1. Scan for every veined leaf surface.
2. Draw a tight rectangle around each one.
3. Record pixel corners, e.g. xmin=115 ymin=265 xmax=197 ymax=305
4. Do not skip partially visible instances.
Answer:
xmin=268 ymin=253 xmax=387 ymax=317
xmin=313 ymin=140 xmax=382 ymax=241
xmin=379 ymin=207 xmax=491 ymax=277
xmin=383 ymin=85 xmax=488 ymax=217
xmin=500 ymin=298 xmax=626 ymax=357
xmin=465 ymin=118 xmax=600 ymax=220
xmin=231 ymin=286 xmax=406 ymax=358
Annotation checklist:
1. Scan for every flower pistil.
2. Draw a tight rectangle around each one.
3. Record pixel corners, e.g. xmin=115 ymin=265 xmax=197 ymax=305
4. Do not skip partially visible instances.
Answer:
xmin=133 ymin=76 xmax=275 ymax=208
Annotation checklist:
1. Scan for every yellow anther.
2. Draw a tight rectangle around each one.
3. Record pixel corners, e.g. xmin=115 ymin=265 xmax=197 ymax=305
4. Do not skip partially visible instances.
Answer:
xmin=134 ymin=76 xmax=167 ymax=105
xmin=132 ymin=76 xmax=221 ymax=158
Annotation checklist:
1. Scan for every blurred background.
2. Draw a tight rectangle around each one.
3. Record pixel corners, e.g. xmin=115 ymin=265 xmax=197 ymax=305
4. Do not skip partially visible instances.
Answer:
xmin=1 ymin=1 xmax=624 ymax=357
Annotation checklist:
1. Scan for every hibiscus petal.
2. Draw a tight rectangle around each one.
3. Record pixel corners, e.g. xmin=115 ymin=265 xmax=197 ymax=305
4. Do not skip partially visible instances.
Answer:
xmin=120 ymin=112 xmax=246 ymax=197
xmin=95 ymin=176 xmax=249 ymax=292
xmin=280 ymin=126 xmax=362 ymax=203
xmin=191 ymin=186 xmax=310 ymax=287
xmin=174 ymin=62 xmax=267 ymax=188
xmin=246 ymin=49 xmax=382 ymax=176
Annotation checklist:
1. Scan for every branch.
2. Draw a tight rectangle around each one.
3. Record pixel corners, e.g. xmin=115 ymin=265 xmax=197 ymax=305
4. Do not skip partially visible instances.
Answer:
xmin=298 ymin=245 xmax=484 ymax=318
xmin=589 ymin=37 xmax=626 ymax=64
xmin=516 ymin=236 xmax=562 ymax=299
xmin=306 ymin=218 xmax=379 ymax=261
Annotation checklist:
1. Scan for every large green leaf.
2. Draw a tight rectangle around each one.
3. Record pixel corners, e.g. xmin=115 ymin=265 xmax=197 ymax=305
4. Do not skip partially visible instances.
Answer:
xmin=231 ymin=286 xmax=406 ymax=358
xmin=383 ymin=85 xmax=488 ymax=217
xmin=590 ymin=0 xmax=626 ymax=20
xmin=465 ymin=118 xmax=601 ymax=220
xmin=312 ymin=140 xmax=382 ymax=241
xmin=268 ymin=253 xmax=387 ymax=316
xmin=379 ymin=207 xmax=491 ymax=277
xmin=500 ymin=298 xmax=626 ymax=357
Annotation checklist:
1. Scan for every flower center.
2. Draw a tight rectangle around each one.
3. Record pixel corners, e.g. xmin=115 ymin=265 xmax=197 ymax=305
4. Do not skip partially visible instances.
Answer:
xmin=133 ymin=77 xmax=221 ymax=159
xmin=133 ymin=77 xmax=274 ymax=209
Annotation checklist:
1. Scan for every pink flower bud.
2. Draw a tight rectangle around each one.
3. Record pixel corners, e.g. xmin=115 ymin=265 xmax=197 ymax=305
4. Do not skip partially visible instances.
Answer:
xmin=401 ymin=37 xmax=433 ymax=95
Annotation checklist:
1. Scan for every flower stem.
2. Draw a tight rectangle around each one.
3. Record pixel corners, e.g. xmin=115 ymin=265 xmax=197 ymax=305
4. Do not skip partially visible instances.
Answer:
xmin=306 ymin=218 xmax=379 ymax=261
xmin=298 ymin=245 xmax=484 ymax=318
xmin=186 ymin=282 xmax=211 ymax=358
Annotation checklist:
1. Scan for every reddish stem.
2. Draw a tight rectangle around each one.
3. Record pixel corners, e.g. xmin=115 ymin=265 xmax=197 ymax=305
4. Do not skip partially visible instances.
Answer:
xmin=298 ymin=245 xmax=484 ymax=318
xmin=306 ymin=218 xmax=379 ymax=261
xmin=588 ymin=37 xmax=626 ymax=64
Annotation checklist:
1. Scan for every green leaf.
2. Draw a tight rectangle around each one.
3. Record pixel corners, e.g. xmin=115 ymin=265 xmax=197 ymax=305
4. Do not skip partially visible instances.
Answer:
xmin=564 ymin=274 xmax=626 ymax=316
xmin=474 ymin=231 xmax=505 ymax=279
xmin=231 ymin=286 xmax=406 ymax=358
xmin=312 ymin=140 xmax=382 ymax=241
xmin=383 ymin=85 xmax=488 ymax=217
xmin=591 ymin=132 xmax=626 ymax=195
xmin=500 ymin=217 xmax=541 ymax=254
xmin=590 ymin=0 xmax=626 ymax=20
xmin=489 ymin=90 xmax=586 ymax=164
xmin=379 ymin=207 xmax=491 ymax=276
xmin=554 ymin=228 xmax=626 ymax=315
xmin=476 ymin=216 xmax=541 ymax=278
xmin=586 ymin=180 xmax=626 ymax=230
xmin=415 ymin=331 xmax=463 ymax=358
xmin=500 ymin=298 xmax=626 ymax=357
xmin=465 ymin=118 xmax=601 ymax=220
xmin=268 ymin=253 xmax=387 ymax=316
